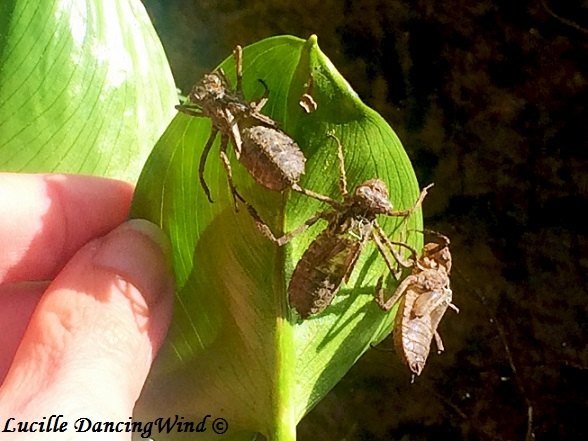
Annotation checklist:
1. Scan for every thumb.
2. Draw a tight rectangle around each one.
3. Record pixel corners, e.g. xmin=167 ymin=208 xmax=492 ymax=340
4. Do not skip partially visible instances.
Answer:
xmin=0 ymin=219 xmax=175 ymax=437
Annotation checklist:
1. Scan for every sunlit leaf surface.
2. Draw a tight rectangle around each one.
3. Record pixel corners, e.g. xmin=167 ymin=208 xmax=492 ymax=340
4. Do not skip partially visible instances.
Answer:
xmin=0 ymin=0 xmax=177 ymax=181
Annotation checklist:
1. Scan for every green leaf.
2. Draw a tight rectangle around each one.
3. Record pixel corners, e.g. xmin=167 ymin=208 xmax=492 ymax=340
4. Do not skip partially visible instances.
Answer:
xmin=132 ymin=35 xmax=424 ymax=441
xmin=0 ymin=0 xmax=177 ymax=181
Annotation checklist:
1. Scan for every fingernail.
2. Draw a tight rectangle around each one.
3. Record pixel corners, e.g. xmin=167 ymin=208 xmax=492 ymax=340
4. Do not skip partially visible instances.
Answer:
xmin=93 ymin=219 xmax=175 ymax=306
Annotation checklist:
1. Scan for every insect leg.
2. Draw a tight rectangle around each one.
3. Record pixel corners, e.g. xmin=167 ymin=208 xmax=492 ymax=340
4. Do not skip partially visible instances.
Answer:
xmin=257 ymin=210 xmax=329 ymax=246
xmin=216 ymin=67 xmax=232 ymax=88
xmin=433 ymin=331 xmax=445 ymax=353
xmin=215 ymin=150 xmax=301 ymax=245
xmin=199 ymin=127 xmax=219 ymax=203
xmin=291 ymin=184 xmax=341 ymax=208
xmin=388 ymin=183 xmax=434 ymax=217
xmin=251 ymin=79 xmax=270 ymax=112
xmin=218 ymin=137 xmax=299 ymax=237
xmin=219 ymin=136 xmax=247 ymax=211
xmin=241 ymin=202 xmax=291 ymax=246
xmin=326 ymin=132 xmax=348 ymax=196
xmin=289 ymin=131 xmax=347 ymax=208
xmin=374 ymin=274 xmax=415 ymax=311
xmin=245 ymin=77 xmax=274 ymax=125
xmin=372 ymin=228 xmax=404 ymax=280
xmin=413 ymin=228 xmax=451 ymax=257
xmin=422 ymin=228 xmax=451 ymax=245
xmin=211 ymin=149 xmax=288 ymax=241
xmin=234 ymin=45 xmax=243 ymax=97
xmin=225 ymin=110 xmax=243 ymax=158
xmin=175 ymin=104 xmax=205 ymax=117
xmin=373 ymin=221 xmax=418 ymax=269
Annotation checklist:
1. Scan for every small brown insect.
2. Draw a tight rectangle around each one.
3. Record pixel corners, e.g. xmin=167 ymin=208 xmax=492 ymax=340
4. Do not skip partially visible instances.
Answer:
xmin=258 ymin=134 xmax=432 ymax=319
xmin=177 ymin=46 xmax=329 ymax=209
xmin=299 ymin=93 xmax=317 ymax=114
xmin=374 ymin=232 xmax=459 ymax=378
xmin=299 ymin=75 xmax=317 ymax=113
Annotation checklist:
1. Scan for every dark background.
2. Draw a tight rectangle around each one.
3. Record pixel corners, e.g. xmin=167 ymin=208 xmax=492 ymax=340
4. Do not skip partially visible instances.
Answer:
xmin=142 ymin=1 xmax=588 ymax=440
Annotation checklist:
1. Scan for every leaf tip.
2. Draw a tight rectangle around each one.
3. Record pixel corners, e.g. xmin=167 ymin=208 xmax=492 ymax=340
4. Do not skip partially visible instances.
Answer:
xmin=305 ymin=34 xmax=319 ymax=49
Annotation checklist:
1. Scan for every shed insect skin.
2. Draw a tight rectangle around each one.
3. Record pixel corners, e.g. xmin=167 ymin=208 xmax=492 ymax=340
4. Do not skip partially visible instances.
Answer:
xmin=299 ymin=74 xmax=317 ymax=113
xmin=299 ymin=93 xmax=318 ymax=114
xmin=176 ymin=45 xmax=331 ymax=210
xmin=257 ymin=133 xmax=432 ymax=319
xmin=374 ymin=233 xmax=459 ymax=378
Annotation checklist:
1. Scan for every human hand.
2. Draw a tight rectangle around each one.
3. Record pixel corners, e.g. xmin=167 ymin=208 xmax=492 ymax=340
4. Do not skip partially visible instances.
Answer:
xmin=0 ymin=174 xmax=175 ymax=440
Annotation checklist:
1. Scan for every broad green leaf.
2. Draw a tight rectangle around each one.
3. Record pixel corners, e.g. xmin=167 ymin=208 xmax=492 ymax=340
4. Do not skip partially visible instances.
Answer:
xmin=0 ymin=0 xmax=177 ymax=181
xmin=132 ymin=35 xmax=424 ymax=441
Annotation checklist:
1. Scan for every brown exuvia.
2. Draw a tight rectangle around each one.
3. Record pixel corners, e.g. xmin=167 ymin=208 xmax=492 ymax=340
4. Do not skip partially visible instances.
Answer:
xmin=177 ymin=45 xmax=330 ymax=209
xmin=257 ymin=133 xmax=432 ymax=319
xmin=374 ymin=232 xmax=459 ymax=378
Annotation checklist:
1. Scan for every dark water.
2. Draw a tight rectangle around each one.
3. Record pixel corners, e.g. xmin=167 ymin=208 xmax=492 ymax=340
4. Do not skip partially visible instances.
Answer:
xmin=143 ymin=1 xmax=588 ymax=440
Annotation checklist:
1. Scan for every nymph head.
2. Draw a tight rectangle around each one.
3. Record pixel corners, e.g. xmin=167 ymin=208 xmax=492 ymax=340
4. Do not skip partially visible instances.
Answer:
xmin=190 ymin=73 xmax=226 ymax=103
xmin=353 ymin=179 xmax=394 ymax=215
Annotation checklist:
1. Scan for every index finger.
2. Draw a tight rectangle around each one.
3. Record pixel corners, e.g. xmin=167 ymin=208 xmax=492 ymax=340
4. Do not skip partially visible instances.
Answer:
xmin=0 ymin=173 xmax=133 ymax=284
